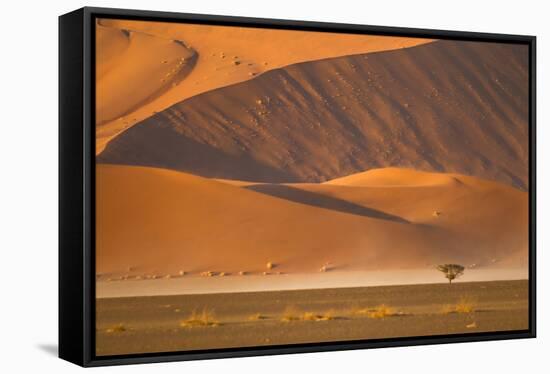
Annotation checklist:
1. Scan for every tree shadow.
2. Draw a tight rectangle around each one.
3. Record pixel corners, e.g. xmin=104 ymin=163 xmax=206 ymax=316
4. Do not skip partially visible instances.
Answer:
xmin=246 ymin=184 xmax=410 ymax=223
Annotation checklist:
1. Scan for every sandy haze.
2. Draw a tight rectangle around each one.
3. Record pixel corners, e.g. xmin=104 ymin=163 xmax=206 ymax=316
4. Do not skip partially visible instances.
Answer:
xmin=99 ymin=39 xmax=529 ymax=190
xmin=96 ymin=165 xmax=527 ymax=281
xmin=97 ymin=268 xmax=528 ymax=298
xmin=95 ymin=19 xmax=431 ymax=153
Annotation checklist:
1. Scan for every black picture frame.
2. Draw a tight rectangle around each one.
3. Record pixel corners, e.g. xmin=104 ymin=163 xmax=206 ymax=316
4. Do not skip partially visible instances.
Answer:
xmin=59 ymin=6 xmax=537 ymax=367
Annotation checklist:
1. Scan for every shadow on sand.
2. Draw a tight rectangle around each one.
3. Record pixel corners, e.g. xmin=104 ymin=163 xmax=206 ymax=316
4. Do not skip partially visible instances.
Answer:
xmin=247 ymin=184 xmax=410 ymax=223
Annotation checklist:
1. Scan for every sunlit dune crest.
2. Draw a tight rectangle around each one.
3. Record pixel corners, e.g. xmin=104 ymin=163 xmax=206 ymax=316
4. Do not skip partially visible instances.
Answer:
xmin=95 ymin=18 xmax=432 ymax=153
xmin=325 ymin=167 xmax=464 ymax=187
xmin=98 ymin=39 xmax=528 ymax=190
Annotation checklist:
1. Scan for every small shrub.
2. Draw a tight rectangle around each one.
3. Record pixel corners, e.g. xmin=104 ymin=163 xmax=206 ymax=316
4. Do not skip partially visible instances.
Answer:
xmin=281 ymin=307 xmax=335 ymax=322
xmin=248 ymin=313 xmax=268 ymax=321
xmin=302 ymin=310 xmax=335 ymax=321
xmin=105 ymin=323 xmax=127 ymax=333
xmin=356 ymin=305 xmax=398 ymax=319
xmin=443 ymin=296 xmax=476 ymax=314
xmin=180 ymin=308 xmax=219 ymax=328
xmin=281 ymin=306 xmax=301 ymax=322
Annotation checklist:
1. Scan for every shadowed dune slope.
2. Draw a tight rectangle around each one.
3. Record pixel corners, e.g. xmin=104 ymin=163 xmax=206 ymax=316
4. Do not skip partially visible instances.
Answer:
xmin=98 ymin=39 xmax=529 ymax=189
xmin=96 ymin=165 xmax=527 ymax=275
xmin=96 ymin=18 xmax=430 ymax=152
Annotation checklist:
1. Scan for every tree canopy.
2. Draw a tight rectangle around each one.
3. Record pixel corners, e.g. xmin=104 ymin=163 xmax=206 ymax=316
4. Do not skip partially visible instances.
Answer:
xmin=437 ymin=264 xmax=465 ymax=284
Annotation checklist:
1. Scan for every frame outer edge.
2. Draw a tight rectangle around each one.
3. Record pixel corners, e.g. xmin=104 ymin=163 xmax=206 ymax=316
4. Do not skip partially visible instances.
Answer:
xmin=72 ymin=6 xmax=536 ymax=366
xmin=529 ymin=36 xmax=536 ymax=338
xmin=58 ymin=7 xmax=86 ymax=367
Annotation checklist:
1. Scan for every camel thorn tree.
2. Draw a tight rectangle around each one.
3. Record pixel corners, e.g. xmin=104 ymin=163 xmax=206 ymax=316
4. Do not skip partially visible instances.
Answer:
xmin=437 ymin=264 xmax=465 ymax=284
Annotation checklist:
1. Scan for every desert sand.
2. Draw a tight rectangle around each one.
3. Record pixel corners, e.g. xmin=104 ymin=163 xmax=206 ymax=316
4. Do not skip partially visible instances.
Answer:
xmin=96 ymin=280 xmax=529 ymax=356
xmin=96 ymin=19 xmax=431 ymax=153
xmin=98 ymin=39 xmax=529 ymax=190
xmin=96 ymin=24 xmax=196 ymax=126
xmin=96 ymin=165 xmax=527 ymax=282
xmin=94 ymin=20 xmax=530 ymax=355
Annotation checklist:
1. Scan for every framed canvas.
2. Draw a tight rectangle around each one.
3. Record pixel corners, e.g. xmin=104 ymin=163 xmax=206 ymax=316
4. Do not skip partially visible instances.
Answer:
xmin=59 ymin=6 xmax=536 ymax=367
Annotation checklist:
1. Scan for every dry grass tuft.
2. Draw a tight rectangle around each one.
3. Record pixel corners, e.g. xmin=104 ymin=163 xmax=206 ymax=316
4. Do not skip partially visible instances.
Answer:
xmin=105 ymin=323 xmax=127 ymax=333
xmin=442 ymin=296 xmax=476 ymax=314
xmin=302 ymin=310 xmax=335 ymax=321
xmin=356 ymin=305 xmax=399 ymax=319
xmin=281 ymin=307 xmax=336 ymax=322
xmin=248 ymin=313 xmax=269 ymax=321
xmin=281 ymin=306 xmax=301 ymax=322
xmin=180 ymin=308 xmax=219 ymax=328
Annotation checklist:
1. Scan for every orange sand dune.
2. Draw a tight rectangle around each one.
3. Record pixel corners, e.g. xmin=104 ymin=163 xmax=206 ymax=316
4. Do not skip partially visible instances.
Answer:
xmin=95 ymin=19 xmax=431 ymax=153
xmin=98 ymin=40 xmax=529 ymax=190
xmin=325 ymin=167 xmax=464 ymax=187
xmin=96 ymin=24 xmax=196 ymax=128
xmin=276 ymin=168 xmax=527 ymax=266
xmin=97 ymin=165 xmax=527 ymax=277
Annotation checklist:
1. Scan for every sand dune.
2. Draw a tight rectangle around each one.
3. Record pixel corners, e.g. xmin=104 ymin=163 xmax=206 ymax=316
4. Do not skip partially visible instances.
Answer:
xmin=284 ymin=168 xmax=528 ymax=266
xmin=96 ymin=24 xmax=197 ymax=149
xmin=325 ymin=167 xmax=463 ymax=187
xmin=96 ymin=19 xmax=430 ymax=153
xmin=98 ymin=40 xmax=529 ymax=189
xmin=96 ymin=165 xmax=527 ymax=277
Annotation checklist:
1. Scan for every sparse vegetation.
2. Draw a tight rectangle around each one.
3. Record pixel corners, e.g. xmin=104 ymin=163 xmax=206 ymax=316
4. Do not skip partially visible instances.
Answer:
xmin=356 ymin=305 xmax=400 ymax=319
xmin=442 ymin=296 xmax=476 ymax=314
xmin=281 ymin=307 xmax=336 ymax=322
xmin=248 ymin=313 xmax=269 ymax=321
xmin=281 ymin=306 xmax=301 ymax=322
xmin=180 ymin=308 xmax=219 ymax=328
xmin=105 ymin=323 xmax=127 ymax=333
xmin=437 ymin=264 xmax=465 ymax=284
xmin=302 ymin=310 xmax=335 ymax=321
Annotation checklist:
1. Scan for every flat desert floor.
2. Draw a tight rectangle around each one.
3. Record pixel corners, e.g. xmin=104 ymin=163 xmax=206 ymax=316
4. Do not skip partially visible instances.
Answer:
xmin=96 ymin=280 xmax=528 ymax=356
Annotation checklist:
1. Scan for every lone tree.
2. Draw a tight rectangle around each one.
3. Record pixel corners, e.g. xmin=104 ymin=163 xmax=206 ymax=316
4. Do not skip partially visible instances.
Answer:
xmin=437 ymin=264 xmax=465 ymax=284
